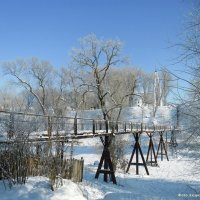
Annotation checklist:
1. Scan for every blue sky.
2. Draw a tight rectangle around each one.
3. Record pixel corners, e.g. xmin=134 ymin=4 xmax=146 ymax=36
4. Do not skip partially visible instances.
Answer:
xmin=0 ymin=0 xmax=194 ymax=72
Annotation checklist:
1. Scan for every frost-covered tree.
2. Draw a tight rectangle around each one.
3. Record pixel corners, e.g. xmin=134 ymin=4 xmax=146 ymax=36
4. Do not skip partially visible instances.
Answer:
xmin=2 ymin=58 xmax=70 ymax=116
xmin=170 ymin=4 xmax=200 ymax=167
xmin=3 ymin=58 xmax=54 ymax=114
xmin=71 ymin=34 xmax=137 ymax=122
xmin=71 ymin=34 xmax=137 ymax=173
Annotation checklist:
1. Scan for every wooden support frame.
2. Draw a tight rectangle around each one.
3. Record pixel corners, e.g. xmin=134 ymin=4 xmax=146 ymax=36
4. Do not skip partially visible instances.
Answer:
xmin=95 ymin=120 xmax=116 ymax=184
xmin=95 ymin=135 xmax=117 ymax=184
xmin=126 ymin=132 xmax=149 ymax=175
xmin=146 ymin=133 xmax=158 ymax=166
xmin=156 ymin=131 xmax=169 ymax=161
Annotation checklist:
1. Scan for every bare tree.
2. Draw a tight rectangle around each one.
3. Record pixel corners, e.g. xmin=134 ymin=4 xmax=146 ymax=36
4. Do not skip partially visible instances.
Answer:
xmin=165 ymin=4 xmax=200 ymax=171
xmin=138 ymin=70 xmax=154 ymax=106
xmin=70 ymin=34 xmax=137 ymax=174
xmin=0 ymin=87 xmax=26 ymax=111
xmin=104 ymin=67 xmax=137 ymax=121
xmin=175 ymin=5 xmax=200 ymax=65
xmin=71 ymin=34 xmax=136 ymax=122
xmin=3 ymin=58 xmax=55 ymax=115
xmin=58 ymin=66 xmax=92 ymax=116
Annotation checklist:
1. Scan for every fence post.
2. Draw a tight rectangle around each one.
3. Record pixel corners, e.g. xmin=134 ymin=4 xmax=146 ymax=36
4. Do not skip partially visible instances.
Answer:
xmin=124 ymin=122 xmax=126 ymax=132
xmin=105 ymin=120 xmax=108 ymax=133
xmin=74 ymin=117 xmax=77 ymax=135
xmin=92 ymin=120 xmax=95 ymax=134
xmin=61 ymin=141 xmax=64 ymax=166
xmin=80 ymin=157 xmax=84 ymax=182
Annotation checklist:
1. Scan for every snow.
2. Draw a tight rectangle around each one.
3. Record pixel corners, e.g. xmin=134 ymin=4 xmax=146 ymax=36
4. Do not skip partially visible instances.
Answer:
xmin=0 ymin=106 xmax=200 ymax=200
xmin=74 ymin=137 xmax=200 ymax=200
xmin=1 ymin=137 xmax=199 ymax=200
xmin=0 ymin=177 xmax=86 ymax=200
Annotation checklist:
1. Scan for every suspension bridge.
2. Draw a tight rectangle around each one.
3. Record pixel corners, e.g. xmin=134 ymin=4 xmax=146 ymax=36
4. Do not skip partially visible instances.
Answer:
xmin=0 ymin=110 xmax=179 ymax=184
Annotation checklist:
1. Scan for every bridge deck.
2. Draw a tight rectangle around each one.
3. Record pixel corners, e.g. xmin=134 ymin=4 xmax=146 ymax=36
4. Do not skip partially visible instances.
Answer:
xmin=0 ymin=127 xmax=179 ymax=144
xmin=0 ymin=109 xmax=179 ymax=143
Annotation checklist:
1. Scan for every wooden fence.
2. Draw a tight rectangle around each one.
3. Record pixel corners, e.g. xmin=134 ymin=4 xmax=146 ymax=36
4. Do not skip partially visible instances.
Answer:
xmin=62 ymin=158 xmax=84 ymax=182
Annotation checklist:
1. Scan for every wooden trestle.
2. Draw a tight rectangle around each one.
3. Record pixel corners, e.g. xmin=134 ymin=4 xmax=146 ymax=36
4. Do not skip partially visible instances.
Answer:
xmin=156 ymin=131 xmax=169 ymax=161
xmin=95 ymin=135 xmax=117 ymax=184
xmin=126 ymin=132 xmax=149 ymax=175
xmin=94 ymin=121 xmax=117 ymax=184
xmin=146 ymin=133 xmax=158 ymax=166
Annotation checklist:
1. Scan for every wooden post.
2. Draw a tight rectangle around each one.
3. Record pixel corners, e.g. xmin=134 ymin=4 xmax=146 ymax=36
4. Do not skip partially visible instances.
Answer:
xmin=124 ymin=122 xmax=126 ymax=132
xmin=104 ymin=136 xmax=109 ymax=182
xmin=74 ymin=117 xmax=77 ymax=135
xmin=61 ymin=141 xmax=64 ymax=166
xmin=176 ymin=105 xmax=180 ymax=129
xmin=92 ymin=120 xmax=95 ymax=134
xmin=130 ymin=122 xmax=132 ymax=132
xmin=47 ymin=116 xmax=52 ymax=156
xmin=126 ymin=132 xmax=149 ymax=175
xmin=105 ymin=120 xmax=108 ymax=133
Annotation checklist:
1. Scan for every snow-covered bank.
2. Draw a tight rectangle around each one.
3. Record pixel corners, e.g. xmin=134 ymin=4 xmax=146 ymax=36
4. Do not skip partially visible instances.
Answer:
xmin=1 ymin=158 xmax=199 ymax=200
xmin=1 ymin=137 xmax=199 ymax=200
xmin=0 ymin=106 xmax=199 ymax=200
xmin=0 ymin=177 xmax=86 ymax=200
xmin=76 ymin=138 xmax=200 ymax=199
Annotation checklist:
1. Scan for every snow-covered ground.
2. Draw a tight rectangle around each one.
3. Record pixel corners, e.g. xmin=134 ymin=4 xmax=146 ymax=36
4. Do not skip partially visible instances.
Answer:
xmin=1 ymin=136 xmax=200 ymax=200
xmin=0 ymin=106 xmax=199 ymax=199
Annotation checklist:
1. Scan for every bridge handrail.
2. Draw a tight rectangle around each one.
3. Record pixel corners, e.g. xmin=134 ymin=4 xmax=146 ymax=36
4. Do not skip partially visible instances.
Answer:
xmin=0 ymin=110 xmax=178 ymax=133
